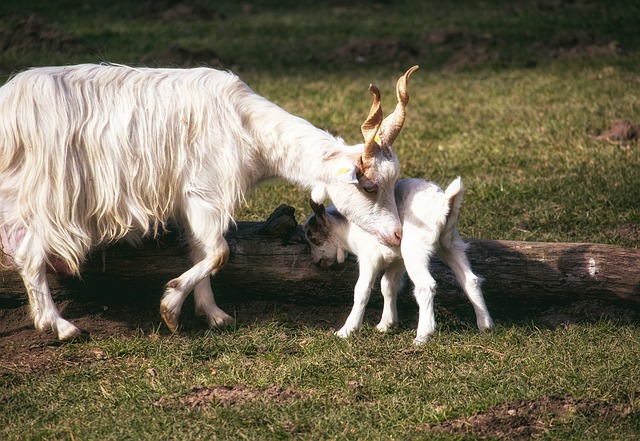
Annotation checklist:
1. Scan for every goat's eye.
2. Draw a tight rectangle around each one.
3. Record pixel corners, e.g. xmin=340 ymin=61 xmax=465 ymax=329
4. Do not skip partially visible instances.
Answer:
xmin=357 ymin=174 xmax=378 ymax=194
xmin=363 ymin=184 xmax=378 ymax=194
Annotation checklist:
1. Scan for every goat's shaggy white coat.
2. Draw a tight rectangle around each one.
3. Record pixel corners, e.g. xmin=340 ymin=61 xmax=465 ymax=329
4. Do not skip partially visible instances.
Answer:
xmin=304 ymin=178 xmax=494 ymax=345
xmin=0 ymin=63 xmax=408 ymax=340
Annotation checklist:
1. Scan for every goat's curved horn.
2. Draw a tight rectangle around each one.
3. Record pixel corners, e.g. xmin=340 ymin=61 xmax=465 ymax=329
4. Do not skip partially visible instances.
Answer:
xmin=378 ymin=65 xmax=419 ymax=149
xmin=361 ymin=84 xmax=383 ymax=161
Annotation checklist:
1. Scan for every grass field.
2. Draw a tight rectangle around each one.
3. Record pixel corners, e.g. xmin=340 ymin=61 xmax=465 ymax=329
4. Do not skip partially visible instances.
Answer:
xmin=0 ymin=0 xmax=639 ymax=439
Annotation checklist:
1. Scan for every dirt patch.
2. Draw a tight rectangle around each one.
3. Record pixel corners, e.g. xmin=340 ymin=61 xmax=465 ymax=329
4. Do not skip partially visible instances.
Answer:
xmin=0 ymin=13 xmax=85 ymax=58
xmin=331 ymin=38 xmax=420 ymax=66
xmin=329 ymin=30 xmax=499 ymax=71
xmin=155 ymin=385 xmax=300 ymax=408
xmin=140 ymin=46 xmax=228 ymax=68
xmin=330 ymin=25 xmax=619 ymax=71
xmin=423 ymin=29 xmax=501 ymax=72
xmin=0 ymin=295 xmax=348 ymax=374
xmin=425 ymin=395 xmax=632 ymax=439
xmin=596 ymin=120 xmax=640 ymax=144
xmin=616 ymin=224 xmax=640 ymax=243
xmin=148 ymin=2 xmax=225 ymax=22
xmin=509 ymin=0 xmax=599 ymax=17
xmin=0 ymin=297 xmax=158 ymax=374
xmin=535 ymin=30 xmax=620 ymax=59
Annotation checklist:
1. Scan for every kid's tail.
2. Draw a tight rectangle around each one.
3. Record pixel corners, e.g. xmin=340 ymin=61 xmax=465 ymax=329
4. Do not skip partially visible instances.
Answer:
xmin=442 ymin=177 xmax=465 ymax=244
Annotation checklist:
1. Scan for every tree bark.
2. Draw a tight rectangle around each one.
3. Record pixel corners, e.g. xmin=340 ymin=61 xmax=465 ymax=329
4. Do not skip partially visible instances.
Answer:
xmin=1 ymin=205 xmax=638 ymax=310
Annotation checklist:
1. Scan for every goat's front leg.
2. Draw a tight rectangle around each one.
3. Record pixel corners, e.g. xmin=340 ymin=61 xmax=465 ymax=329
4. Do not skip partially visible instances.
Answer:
xmin=160 ymin=236 xmax=232 ymax=332
xmin=376 ymin=261 xmax=405 ymax=333
xmin=160 ymin=198 xmax=233 ymax=332
xmin=403 ymin=247 xmax=438 ymax=345
xmin=193 ymin=247 xmax=235 ymax=328
xmin=335 ymin=264 xmax=378 ymax=338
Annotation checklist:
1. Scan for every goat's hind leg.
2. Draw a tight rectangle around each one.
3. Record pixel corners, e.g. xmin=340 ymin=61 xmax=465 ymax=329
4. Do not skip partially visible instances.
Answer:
xmin=437 ymin=237 xmax=493 ymax=333
xmin=16 ymin=232 xmax=84 ymax=340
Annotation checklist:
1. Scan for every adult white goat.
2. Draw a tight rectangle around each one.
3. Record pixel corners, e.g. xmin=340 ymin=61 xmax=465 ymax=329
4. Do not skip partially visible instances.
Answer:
xmin=304 ymin=177 xmax=494 ymax=345
xmin=0 ymin=63 xmax=418 ymax=340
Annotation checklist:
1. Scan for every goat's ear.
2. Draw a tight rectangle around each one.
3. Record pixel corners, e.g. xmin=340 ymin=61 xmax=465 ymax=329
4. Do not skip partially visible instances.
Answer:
xmin=335 ymin=161 xmax=359 ymax=184
xmin=336 ymin=248 xmax=348 ymax=264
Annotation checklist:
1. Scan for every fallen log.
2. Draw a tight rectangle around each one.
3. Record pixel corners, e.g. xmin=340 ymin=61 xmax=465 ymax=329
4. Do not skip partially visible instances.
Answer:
xmin=0 ymin=205 xmax=638 ymax=312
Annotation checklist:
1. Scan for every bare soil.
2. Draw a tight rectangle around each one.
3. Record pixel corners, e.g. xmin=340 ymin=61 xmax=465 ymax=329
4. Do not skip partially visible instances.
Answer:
xmin=0 ymin=290 xmax=367 ymax=374
xmin=328 ymin=27 xmax=619 ymax=71
xmin=147 ymin=2 xmax=225 ymax=22
xmin=0 ymin=9 xmax=228 ymax=73
xmin=140 ymin=46 xmax=228 ymax=69
xmin=0 ymin=13 xmax=86 ymax=72
xmin=328 ymin=30 xmax=500 ymax=71
xmin=535 ymin=30 xmax=621 ymax=59
xmin=596 ymin=120 xmax=640 ymax=144
xmin=425 ymin=395 xmax=632 ymax=439
xmin=0 ymin=13 xmax=85 ymax=54
xmin=154 ymin=384 xmax=300 ymax=408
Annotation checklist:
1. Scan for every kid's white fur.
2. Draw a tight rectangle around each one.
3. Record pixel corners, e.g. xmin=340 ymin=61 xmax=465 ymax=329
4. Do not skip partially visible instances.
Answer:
xmin=304 ymin=177 xmax=494 ymax=345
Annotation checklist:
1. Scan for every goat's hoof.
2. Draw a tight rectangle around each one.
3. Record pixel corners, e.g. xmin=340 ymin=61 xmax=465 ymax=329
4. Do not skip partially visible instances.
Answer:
xmin=54 ymin=319 xmax=87 ymax=341
xmin=195 ymin=304 xmax=234 ymax=328
xmin=207 ymin=312 xmax=235 ymax=328
xmin=334 ymin=328 xmax=352 ymax=338
xmin=160 ymin=304 xmax=180 ymax=333
xmin=375 ymin=322 xmax=396 ymax=333
xmin=413 ymin=334 xmax=433 ymax=346
xmin=58 ymin=328 xmax=89 ymax=342
xmin=64 ymin=329 xmax=90 ymax=342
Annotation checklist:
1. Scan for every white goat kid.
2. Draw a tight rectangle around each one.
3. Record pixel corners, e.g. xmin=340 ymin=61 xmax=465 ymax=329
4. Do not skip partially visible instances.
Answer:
xmin=0 ymin=63 xmax=418 ymax=340
xmin=304 ymin=177 xmax=494 ymax=345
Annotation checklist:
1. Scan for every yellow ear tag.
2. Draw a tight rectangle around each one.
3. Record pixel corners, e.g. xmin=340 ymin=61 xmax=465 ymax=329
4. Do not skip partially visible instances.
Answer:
xmin=374 ymin=134 xmax=381 ymax=144
xmin=337 ymin=167 xmax=351 ymax=176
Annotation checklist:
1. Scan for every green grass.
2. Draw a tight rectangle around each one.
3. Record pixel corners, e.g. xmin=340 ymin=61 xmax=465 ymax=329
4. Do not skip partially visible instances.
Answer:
xmin=0 ymin=0 xmax=639 ymax=439
xmin=2 ymin=320 xmax=639 ymax=440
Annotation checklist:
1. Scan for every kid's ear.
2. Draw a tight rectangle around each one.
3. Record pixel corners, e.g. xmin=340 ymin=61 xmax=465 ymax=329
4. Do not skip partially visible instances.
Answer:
xmin=336 ymin=248 xmax=348 ymax=264
xmin=309 ymin=198 xmax=326 ymax=217
xmin=335 ymin=161 xmax=359 ymax=184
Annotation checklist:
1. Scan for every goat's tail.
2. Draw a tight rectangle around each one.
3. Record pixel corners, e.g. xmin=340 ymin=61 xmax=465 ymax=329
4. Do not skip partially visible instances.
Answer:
xmin=441 ymin=177 xmax=467 ymax=249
